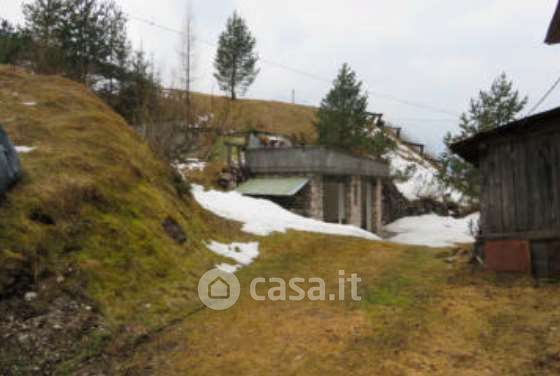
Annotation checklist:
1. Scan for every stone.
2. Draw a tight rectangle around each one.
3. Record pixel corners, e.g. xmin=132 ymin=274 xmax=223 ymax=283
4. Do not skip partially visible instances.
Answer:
xmin=0 ymin=125 xmax=21 ymax=195
xmin=24 ymin=291 xmax=38 ymax=302
xmin=162 ymin=217 xmax=187 ymax=244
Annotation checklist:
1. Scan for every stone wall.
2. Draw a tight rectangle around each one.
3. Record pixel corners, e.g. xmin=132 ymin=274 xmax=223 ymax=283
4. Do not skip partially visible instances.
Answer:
xmin=308 ymin=175 xmax=324 ymax=220
xmin=382 ymin=180 xmax=457 ymax=224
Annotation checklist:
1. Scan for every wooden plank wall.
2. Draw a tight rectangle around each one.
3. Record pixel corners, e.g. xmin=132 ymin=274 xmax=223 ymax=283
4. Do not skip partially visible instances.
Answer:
xmin=480 ymin=129 xmax=560 ymax=236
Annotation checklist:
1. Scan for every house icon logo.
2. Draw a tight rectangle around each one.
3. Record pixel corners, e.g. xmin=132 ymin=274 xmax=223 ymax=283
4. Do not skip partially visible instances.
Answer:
xmin=198 ymin=268 xmax=240 ymax=310
xmin=209 ymin=276 xmax=230 ymax=299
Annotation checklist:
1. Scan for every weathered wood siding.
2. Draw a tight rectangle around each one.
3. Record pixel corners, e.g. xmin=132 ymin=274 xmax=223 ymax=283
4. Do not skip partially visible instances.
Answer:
xmin=480 ymin=123 xmax=560 ymax=238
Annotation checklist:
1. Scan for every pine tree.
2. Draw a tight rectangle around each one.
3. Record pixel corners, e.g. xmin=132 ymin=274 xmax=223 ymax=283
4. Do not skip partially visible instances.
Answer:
xmin=214 ymin=12 xmax=259 ymax=100
xmin=0 ymin=19 xmax=31 ymax=66
xmin=58 ymin=0 xmax=128 ymax=84
xmin=438 ymin=73 xmax=528 ymax=203
xmin=315 ymin=63 xmax=393 ymax=156
xmin=23 ymin=0 xmax=65 ymax=73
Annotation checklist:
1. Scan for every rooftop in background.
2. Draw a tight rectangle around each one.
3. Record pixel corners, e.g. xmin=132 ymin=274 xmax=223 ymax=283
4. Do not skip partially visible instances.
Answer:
xmin=546 ymin=0 xmax=560 ymax=44
xmin=246 ymin=146 xmax=391 ymax=178
xmin=450 ymin=106 xmax=560 ymax=165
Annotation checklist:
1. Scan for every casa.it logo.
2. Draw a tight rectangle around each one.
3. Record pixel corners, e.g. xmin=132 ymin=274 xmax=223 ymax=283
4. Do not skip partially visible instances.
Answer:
xmin=198 ymin=268 xmax=241 ymax=311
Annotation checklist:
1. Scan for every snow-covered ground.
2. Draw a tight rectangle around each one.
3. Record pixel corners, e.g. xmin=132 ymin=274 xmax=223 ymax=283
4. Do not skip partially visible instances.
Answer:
xmin=192 ymin=185 xmax=380 ymax=240
xmin=206 ymin=241 xmax=260 ymax=273
xmin=15 ymin=146 xmax=36 ymax=154
xmin=387 ymin=137 xmax=463 ymax=203
xmin=386 ymin=213 xmax=479 ymax=248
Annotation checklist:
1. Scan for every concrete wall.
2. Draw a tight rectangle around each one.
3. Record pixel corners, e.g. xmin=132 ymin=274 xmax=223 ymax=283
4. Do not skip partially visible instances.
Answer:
xmin=246 ymin=147 xmax=390 ymax=178
xmin=347 ymin=176 xmax=362 ymax=228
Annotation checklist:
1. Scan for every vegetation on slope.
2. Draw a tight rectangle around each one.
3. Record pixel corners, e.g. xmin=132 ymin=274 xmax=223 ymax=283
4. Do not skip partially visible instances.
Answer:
xmin=0 ymin=66 xmax=247 ymax=373
xmin=127 ymin=234 xmax=560 ymax=375
xmin=191 ymin=92 xmax=318 ymax=140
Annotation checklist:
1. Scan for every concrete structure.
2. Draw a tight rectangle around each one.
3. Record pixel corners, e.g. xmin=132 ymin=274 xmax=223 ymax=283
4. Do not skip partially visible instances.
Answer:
xmin=451 ymin=107 xmax=560 ymax=277
xmin=237 ymin=146 xmax=390 ymax=234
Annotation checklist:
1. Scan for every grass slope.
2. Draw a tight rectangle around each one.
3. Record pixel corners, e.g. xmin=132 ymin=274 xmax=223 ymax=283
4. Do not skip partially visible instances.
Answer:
xmin=192 ymin=92 xmax=318 ymax=139
xmin=0 ymin=67 xmax=250 ymax=372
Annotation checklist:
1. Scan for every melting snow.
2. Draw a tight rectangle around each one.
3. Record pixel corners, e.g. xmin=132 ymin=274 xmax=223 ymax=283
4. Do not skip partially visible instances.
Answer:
xmin=207 ymin=241 xmax=260 ymax=265
xmin=207 ymin=241 xmax=259 ymax=273
xmin=387 ymin=141 xmax=463 ymax=203
xmin=15 ymin=146 xmax=36 ymax=154
xmin=386 ymin=213 xmax=480 ymax=248
xmin=192 ymin=185 xmax=380 ymax=240
xmin=174 ymin=158 xmax=207 ymax=172
xmin=216 ymin=263 xmax=241 ymax=273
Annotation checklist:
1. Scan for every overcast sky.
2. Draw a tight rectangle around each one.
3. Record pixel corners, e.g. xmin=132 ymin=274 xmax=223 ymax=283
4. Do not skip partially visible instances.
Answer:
xmin=3 ymin=0 xmax=560 ymax=153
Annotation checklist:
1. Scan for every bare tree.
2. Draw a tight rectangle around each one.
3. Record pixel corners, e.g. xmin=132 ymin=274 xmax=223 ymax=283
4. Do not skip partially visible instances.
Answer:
xmin=177 ymin=0 xmax=196 ymax=125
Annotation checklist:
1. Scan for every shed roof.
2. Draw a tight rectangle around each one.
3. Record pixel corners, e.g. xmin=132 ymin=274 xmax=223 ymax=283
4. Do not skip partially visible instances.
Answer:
xmin=451 ymin=106 xmax=560 ymax=165
xmin=246 ymin=146 xmax=390 ymax=178
xmin=236 ymin=177 xmax=310 ymax=197
xmin=546 ymin=1 xmax=560 ymax=44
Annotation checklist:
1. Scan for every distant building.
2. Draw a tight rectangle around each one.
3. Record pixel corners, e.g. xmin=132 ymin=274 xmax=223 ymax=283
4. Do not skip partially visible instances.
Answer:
xmin=236 ymin=145 xmax=390 ymax=234
xmin=546 ymin=1 xmax=560 ymax=44
xmin=451 ymin=107 xmax=560 ymax=277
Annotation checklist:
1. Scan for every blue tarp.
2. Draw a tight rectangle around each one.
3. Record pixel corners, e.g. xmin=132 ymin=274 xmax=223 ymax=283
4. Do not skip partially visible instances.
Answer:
xmin=0 ymin=125 xmax=21 ymax=195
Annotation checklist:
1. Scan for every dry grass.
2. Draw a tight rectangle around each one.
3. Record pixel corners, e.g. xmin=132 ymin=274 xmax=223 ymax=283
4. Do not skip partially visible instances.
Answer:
xmin=192 ymin=92 xmax=318 ymax=141
xmin=125 ymin=234 xmax=560 ymax=376
xmin=0 ymin=67 xmax=251 ymax=371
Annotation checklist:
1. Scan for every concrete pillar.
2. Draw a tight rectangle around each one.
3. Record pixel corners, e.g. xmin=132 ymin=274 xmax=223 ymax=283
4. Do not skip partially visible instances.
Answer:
xmin=366 ymin=180 xmax=373 ymax=232
xmin=309 ymin=175 xmax=324 ymax=220
xmin=348 ymin=176 xmax=362 ymax=227
xmin=375 ymin=178 xmax=383 ymax=233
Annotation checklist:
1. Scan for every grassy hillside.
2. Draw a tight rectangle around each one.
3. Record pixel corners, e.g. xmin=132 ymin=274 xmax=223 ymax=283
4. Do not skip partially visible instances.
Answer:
xmin=0 ymin=67 xmax=248 ymax=373
xmin=191 ymin=92 xmax=318 ymax=140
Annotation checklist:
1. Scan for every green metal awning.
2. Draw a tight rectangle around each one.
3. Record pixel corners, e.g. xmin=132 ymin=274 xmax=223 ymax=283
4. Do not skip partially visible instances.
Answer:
xmin=236 ymin=177 xmax=310 ymax=197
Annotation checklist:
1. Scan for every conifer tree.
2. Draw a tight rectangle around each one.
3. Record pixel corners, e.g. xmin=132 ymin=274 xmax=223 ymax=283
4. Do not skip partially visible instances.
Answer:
xmin=315 ymin=63 xmax=393 ymax=156
xmin=214 ymin=12 xmax=259 ymax=100
xmin=438 ymin=73 xmax=528 ymax=202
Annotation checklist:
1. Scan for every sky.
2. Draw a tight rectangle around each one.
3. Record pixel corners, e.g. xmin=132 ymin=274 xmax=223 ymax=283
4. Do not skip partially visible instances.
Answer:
xmin=2 ymin=0 xmax=560 ymax=154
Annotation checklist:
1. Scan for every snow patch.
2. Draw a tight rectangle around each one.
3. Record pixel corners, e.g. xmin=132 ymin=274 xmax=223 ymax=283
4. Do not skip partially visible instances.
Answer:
xmin=386 ymin=213 xmax=479 ymax=248
xmin=22 ymin=102 xmax=37 ymax=106
xmin=385 ymin=134 xmax=463 ymax=203
xmin=192 ymin=185 xmax=380 ymax=240
xmin=216 ymin=263 xmax=241 ymax=273
xmin=174 ymin=158 xmax=206 ymax=172
xmin=207 ymin=241 xmax=260 ymax=266
xmin=15 ymin=146 xmax=36 ymax=154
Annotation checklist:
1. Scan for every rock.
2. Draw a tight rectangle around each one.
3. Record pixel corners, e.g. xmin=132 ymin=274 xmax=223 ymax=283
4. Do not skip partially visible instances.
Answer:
xmin=24 ymin=291 xmax=38 ymax=302
xmin=0 ymin=125 xmax=22 ymax=195
xmin=18 ymin=334 xmax=29 ymax=343
xmin=162 ymin=216 xmax=187 ymax=244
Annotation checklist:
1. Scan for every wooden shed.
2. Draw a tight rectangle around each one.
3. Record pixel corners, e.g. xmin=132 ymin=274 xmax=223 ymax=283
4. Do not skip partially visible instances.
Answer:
xmin=546 ymin=0 xmax=560 ymax=44
xmin=451 ymin=107 xmax=560 ymax=277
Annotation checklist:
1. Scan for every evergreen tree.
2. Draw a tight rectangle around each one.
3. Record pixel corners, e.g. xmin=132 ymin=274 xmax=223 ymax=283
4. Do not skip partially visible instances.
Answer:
xmin=0 ymin=19 xmax=31 ymax=66
xmin=315 ymin=63 xmax=393 ymax=156
xmin=23 ymin=0 xmax=65 ymax=73
xmin=58 ymin=0 xmax=128 ymax=84
xmin=438 ymin=73 xmax=528 ymax=202
xmin=214 ymin=12 xmax=259 ymax=100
